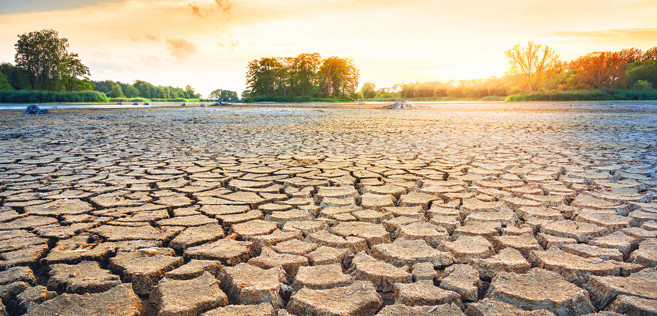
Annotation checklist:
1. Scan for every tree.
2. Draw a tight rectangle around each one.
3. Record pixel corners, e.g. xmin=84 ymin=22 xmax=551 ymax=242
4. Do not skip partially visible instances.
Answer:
xmin=0 ymin=73 xmax=14 ymax=91
xmin=618 ymin=48 xmax=643 ymax=64
xmin=626 ymin=62 xmax=657 ymax=89
xmin=633 ymin=80 xmax=652 ymax=91
xmin=61 ymin=53 xmax=90 ymax=91
xmin=360 ymin=82 xmax=376 ymax=99
xmin=244 ymin=54 xmax=360 ymax=99
xmin=289 ymin=53 xmax=322 ymax=96
xmin=184 ymin=85 xmax=200 ymax=99
xmin=571 ymin=51 xmax=626 ymax=90
xmin=14 ymin=29 xmax=87 ymax=91
xmin=246 ymin=57 xmax=286 ymax=97
xmin=0 ymin=63 xmax=30 ymax=90
xmin=208 ymin=89 xmax=238 ymax=101
xmin=643 ymin=47 xmax=657 ymax=62
xmin=319 ymin=57 xmax=359 ymax=98
xmin=124 ymin=85 xmax=139 ymax=98
xmin=108 ymin=83 xmax=125 ymax=98
xmin=505 ymin=42 xmax=559 ymax=92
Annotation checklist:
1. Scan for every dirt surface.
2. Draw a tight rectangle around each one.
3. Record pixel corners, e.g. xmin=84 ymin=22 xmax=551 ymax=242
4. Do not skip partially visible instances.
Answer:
xmin=0 ymin=102 xmax=656 ymax=315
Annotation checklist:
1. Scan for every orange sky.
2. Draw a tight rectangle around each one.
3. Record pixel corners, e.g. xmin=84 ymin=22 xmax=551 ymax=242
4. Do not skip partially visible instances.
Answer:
xmin=1 ymin=0 xmax=657 ymax=97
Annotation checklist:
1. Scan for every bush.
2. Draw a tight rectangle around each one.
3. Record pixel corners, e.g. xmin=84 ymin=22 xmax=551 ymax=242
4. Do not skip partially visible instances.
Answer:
xmin=506 ymin=90 xmax=657 ymax=101
xmin=612 ymin=89 xmax=657 ymax=100
xmin=109 ymin=98 xmax=150 ymax=102
xmin=633 ymin=80 xmax=653 ymax=91
xmin=0 ymin=90 xmax=109 ymax=103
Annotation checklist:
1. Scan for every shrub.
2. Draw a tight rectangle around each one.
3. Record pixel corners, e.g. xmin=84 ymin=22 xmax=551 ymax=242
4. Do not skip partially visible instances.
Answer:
xmin=506 ymin=90 xmax=657 ymax=101
xmin=0 ymin=90 xmax=109 ymax=103
xmin=633 ymin=80 xmax=653 ymax=91
xmin=109 ymin=98 xmax=150 ymax=102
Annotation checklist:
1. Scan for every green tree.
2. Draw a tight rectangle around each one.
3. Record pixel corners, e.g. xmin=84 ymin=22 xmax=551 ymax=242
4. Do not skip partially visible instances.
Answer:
xmin=505 ymin=42 xmax=559 ymax=92
xmin=14 ymin=29 xmax=87 ymax=91
xmin=92 ymin=80 xmax=114 ymax=94
xmin=184 ymin=85 xmax=200 ymax=98
xmin=124 ymin=85 xmax=139 ymax=98
xmin=319 ymin=57 xmax=359 ymax=98
xmin=246 ymin=57 xmax=286 ymax=97
xmin=289 ymin=53 xmax=322 ymax=96
xmin=626 ymin=62 xmax=657 ymax=89
xmin=134 ymin=80 xmax=155 ymax=98
xmin=360 ymin=82 xmax=376 ymax=99
xmin=108 ymin=83 xmax=125 ymax=98
xmin=0 ymin=63 xmax=30 ymax=90
xmin=0 ymin=73 xmax=14 ymax=91
xmin=633 ymin=80 xmax=652 ymax=91
xmin=209 ymin=89 xmax=238 ymax=101
xmin=61 ymin=52 xmax=90 ymax=91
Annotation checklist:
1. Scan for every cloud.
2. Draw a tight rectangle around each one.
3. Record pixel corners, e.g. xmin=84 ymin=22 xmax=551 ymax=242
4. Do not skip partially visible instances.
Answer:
xmin=214 ymin=0 xmax=231 ymax=14
xmin=188 ymin=0 xmax=231 ymax=18
xmin=131 ymin=33 xmax=159 ymax=42
xmin=166 ymin=38 xmax=197 ymax=59
xmin=552 ymin=28 xmax=657 ymax=46
xmin=188 ymin=2 xmax=203 ymax=17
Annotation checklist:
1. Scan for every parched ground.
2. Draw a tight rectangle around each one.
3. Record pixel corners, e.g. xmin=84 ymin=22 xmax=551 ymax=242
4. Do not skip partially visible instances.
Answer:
xmin=0 ymin=102 xmax=656 ymax=315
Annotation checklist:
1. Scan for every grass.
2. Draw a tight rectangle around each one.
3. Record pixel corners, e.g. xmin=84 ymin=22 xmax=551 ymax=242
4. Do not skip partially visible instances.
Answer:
xmin=506 ymin=90 xmax=657 ymax=101
xmin=0 ymin=90 xmax=109 ymax=103
xmin=243 ymin=95 xmax=355 ymax=103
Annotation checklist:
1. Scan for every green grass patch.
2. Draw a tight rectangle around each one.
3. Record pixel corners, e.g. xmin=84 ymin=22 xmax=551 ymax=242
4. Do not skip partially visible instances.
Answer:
xmin=0 ymin=90 xmax=108 ymax=103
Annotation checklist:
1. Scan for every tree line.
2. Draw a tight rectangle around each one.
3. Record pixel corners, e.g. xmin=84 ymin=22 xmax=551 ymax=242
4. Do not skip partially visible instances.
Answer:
xmin=91 ymin=80 xmax=201 ymax=100
xmin=0 ymin=29 xmax=242 ymax=102
xmin=363 ymin=43 xmax=657 ymax=101
xmin=243 ymin=53 xmax=359 ymax=101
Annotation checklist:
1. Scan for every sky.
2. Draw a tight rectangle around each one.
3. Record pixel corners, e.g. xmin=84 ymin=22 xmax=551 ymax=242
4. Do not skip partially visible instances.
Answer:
xmin=1 ymin=0 xmax=657 ymax=97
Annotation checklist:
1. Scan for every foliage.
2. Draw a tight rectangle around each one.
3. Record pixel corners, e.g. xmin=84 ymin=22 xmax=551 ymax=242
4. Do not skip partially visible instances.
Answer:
xmin=108 ymin=83 xmax=125 ymax=98
xmin=243 ymin=95 xmax=354 ymax=103
xmin=318 ymin=56 xmax=359 ymax=98
xmin=506 ymin=89 xmax=657 ymax=101
xmin=0 ymin=90 xmax=108 ymax=103
xmin=626 ymin=62 xmax=657 ymax=89
xmin=618 ymin=48 xmax=644 ymax=64
xmin=570 ymin=51 xmax=626 ymax=90
xmin=14 ymin=29 xmax=90 ymax=91
xmin=505 ymin=42 xmax=559 ymax=92
xmin=208 ymin=89 xmax=239 ymax=101
xmin=644 ymin=47 xmax=657 ymax=62
xmin=633 ymin=80 xmax=652 ymax=91
xmin=0 ymin=73 xmax=14 ymax=91
xmin=108 ymin=98 xmax=149 ymax=102
xmin=246 ymin=53 xmax=359 ymax=100
xmin=124 ymin=85 xmax=140 ymax=98
xmin=91 ymin=79 xmax=199 ymax=99
xmin=0 ymin=63 xmax=30 ymax=90
xmin=359 ymin=82 xmax=376 ymax=99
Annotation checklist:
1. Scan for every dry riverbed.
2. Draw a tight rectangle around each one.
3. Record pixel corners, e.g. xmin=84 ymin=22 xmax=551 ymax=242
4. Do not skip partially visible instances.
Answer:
xmin=0 ymin=102 xmax=656 ymax=315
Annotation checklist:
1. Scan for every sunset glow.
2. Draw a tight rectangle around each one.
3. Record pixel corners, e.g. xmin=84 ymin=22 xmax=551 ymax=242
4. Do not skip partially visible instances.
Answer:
xmin=2 ymin=0 xmax=656 ymax=96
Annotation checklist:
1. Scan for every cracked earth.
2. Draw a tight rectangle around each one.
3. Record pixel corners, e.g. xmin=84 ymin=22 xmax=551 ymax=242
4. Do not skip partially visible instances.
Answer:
xmin=0 ymin=102 xmax=656 ymax=315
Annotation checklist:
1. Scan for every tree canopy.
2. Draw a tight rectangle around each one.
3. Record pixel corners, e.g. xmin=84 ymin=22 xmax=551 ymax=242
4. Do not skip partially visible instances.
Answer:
xmin=245 ymin=53 xmax=359 ymax=99
xmin=505 ymin=42 xmax=559 ymax=93
xmin=14 ymin=29 xmax=90 ymax=91
xmin=209 ymin=89 xmax=239 ymax=101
